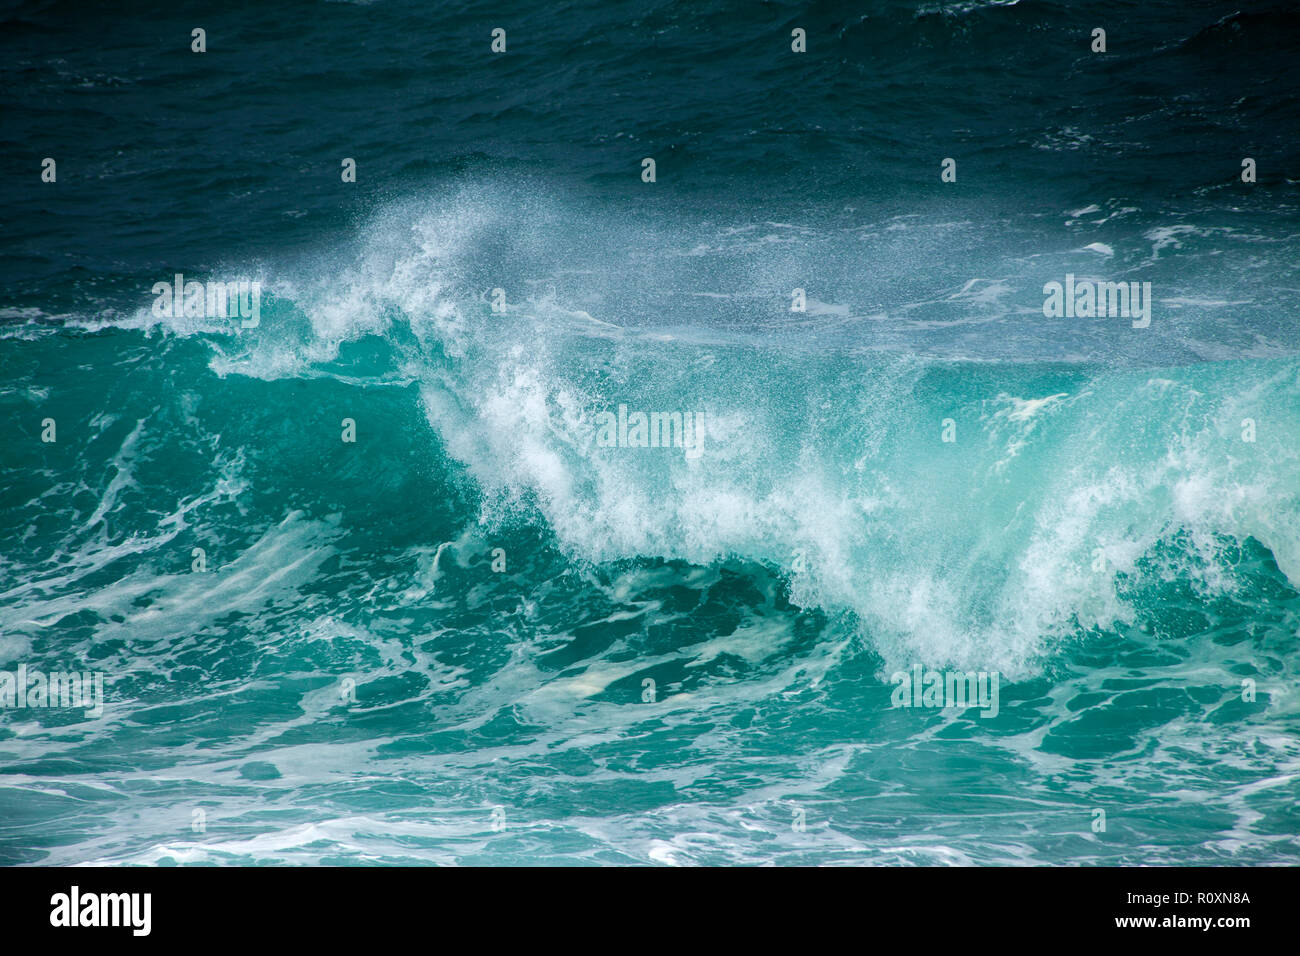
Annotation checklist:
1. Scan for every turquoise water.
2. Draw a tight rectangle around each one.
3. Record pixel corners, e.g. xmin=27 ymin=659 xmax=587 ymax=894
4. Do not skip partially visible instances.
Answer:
xmin=2 ymin=0 xmax=1300 ymax=864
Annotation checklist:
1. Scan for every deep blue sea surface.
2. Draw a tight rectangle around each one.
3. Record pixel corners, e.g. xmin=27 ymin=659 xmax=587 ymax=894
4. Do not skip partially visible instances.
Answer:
xmin=1 ymin=0 xmax=1299 ymax=864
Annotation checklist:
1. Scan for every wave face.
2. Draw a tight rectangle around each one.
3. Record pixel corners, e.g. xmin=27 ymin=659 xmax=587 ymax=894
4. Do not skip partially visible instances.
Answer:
xmin=3 ymin=0 xmax=1300 ymax=865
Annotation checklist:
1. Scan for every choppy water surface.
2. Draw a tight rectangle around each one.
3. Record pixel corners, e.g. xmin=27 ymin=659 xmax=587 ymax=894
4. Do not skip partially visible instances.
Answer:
xmin=1 ymin=0 xmax=1298 ymax=864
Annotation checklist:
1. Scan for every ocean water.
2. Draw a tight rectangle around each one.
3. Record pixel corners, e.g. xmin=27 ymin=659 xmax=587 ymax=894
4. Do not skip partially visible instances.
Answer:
xmin=1 ymin=0 xmax=1299 ymax=865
